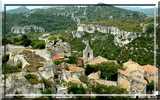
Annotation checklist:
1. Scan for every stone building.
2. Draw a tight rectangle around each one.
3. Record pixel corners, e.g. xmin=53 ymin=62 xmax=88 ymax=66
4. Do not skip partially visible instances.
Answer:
xmin=118 ymin=60 xmax=147 ymax=93
xmin=83 ymin=41 xmax=93 ymax=63
xmin=143 ymin=65 xmax=158 ymax=83
xmin=61 ymin=64 xmax=85 ymax=81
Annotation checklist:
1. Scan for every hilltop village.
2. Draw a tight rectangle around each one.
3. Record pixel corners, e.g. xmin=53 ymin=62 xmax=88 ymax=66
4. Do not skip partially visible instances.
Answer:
xmin=1 ymin=5 xmax=158 ymax=99
xmin=1 ymin=22 xmax=158 ymax=97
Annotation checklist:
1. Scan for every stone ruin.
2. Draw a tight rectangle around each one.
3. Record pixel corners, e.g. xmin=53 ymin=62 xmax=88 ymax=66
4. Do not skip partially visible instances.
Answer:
xmin=11 ymin=25 xmax=45 ymax=34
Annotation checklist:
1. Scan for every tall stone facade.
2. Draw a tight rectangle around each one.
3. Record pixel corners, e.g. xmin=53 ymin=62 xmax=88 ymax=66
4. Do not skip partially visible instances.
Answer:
xmin=72 ymin=24 xmax=141 ymax=47
xmin=83 ymin=41 xmax=93 ymax=63
xmin=118 ymin=60 xmax=147 ymax=93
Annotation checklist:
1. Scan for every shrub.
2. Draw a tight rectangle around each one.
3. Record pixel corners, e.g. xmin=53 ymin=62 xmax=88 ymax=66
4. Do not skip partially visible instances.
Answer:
xmin=85 ymin=62 xmax=121 ymax=81
xmin=2 ymin=54 xmax=9 ymax=64
xmin=24 ymin=74 xmax=40 ymax=84
xmin=85 ymin=64 xmax=99 ymax=75
xmin=21 ymin=35 xmax=31 ymax=47
xmin=2 ymin=38 xmax=11 ymax=45
xmin=99 ymin=62 xmax=120 ymax=81
xmin=41 ymin=87 xmax=52 ymax=94
xmin=2 ymin=62 xmax=22 ymax=74
xmin=31 ymin=39 xmax=46 ymax=49
xmin=65 ymin=56 xmax=77 ymax=64
xmin=79 ymin=75 xmax=88 ymax=83
xmin=54 ymin=60 xmax=62 ymax=65
xmin=68 ymin=82 xmax=86 ymax=94
xmin=92 ymin=84 xmax=127 ymax=94
xmin=146 ymin=80 xmax=154 ymax=93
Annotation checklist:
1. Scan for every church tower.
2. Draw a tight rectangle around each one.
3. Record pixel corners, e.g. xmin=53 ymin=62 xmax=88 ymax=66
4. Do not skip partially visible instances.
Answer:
xmin=83 ymin=41 xmax=93 ymax=63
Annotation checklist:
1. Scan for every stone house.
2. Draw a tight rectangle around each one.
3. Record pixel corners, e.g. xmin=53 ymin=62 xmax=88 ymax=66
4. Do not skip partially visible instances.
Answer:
xmin=118 ymin=60 xmax=147 ymax=93
xmin=52 ymin=53 xmax=64 ymax=61
xmin=61 ymin=64 xmax=85 ymax=81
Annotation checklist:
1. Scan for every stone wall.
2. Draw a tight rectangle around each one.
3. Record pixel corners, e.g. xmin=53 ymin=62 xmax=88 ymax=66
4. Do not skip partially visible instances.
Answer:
xmin=72 ymin=24 xmax=141 ymax=47
xmin=11 ymin=25 xmax=45 ymax=34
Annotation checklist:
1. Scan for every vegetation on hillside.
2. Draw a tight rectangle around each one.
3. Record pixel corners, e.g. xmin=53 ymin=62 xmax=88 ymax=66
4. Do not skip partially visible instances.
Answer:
xmin=24 ymin=74 xmax=40 ymax=84
xmin=31 ymin=39 xmax=46 ymax=49
xmin=2 ymin=62 xmax=22 ymax=74
xmin=85 ymin=62 xmax=121 ymax=81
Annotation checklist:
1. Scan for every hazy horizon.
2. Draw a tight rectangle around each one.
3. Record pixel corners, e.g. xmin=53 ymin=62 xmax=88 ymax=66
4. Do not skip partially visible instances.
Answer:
xmin=6 ymin=5 xmax=155 ymax=11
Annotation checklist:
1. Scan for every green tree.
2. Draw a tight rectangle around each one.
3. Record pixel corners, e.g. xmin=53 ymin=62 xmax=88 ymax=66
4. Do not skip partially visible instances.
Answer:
xmin=145 ymin=23 xmax=154 ymax=33
xmin=21 ymin=34 xmax=31 ymax=47
xmin=85 ymin=62 xmax=121 ymax=81
xmin=99 ymin=62 xmax=120 ymax=81
xmin=85 ymin=64 xmax=99 ymax=75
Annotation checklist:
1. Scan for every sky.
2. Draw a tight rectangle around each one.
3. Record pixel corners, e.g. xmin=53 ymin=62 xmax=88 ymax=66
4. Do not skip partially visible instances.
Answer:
xmin=1 ymin=0 xmax=159 ymax=10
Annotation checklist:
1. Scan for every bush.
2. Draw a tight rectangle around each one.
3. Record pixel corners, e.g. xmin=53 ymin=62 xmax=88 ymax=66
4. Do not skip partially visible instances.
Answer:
xmin=99 ymin=62 xmax=120 ymax=81
xmin=24 ymin=74 xmax=40 ymax=84
xmin=54 ymin=60 xmax=62 ymax=65
xmin=13 ymin=36 xmax=23 ymax=45
xmin=68 ymin=82 xmax=86 ymax=94
xmin=2 ymin=62 xmax=22 ymax=74
xmin=85 ymin=64 xmax=99 ymax=75
xmin=41 ymin=87 xmax=52 ymax=94
xmin=2 ymin=38 xmax=11 ymax=45
xmin=2 ymin=54 xmax=9 ymax=64
xmin=85 ymin=62 xmax=120 ymax=81
xmin=79 ymin=75 xmax=88 ymax=83
xmin=31 ymin=39 xmax=46 ymax=49
xmin=65 ymin=56 xmax=77 ymax=64
xmin=92 ymin=84 xmax=127 ymax=94
xmin=21 ymin=35 xmax=31 ymax=47
xmin=146 ymin=80 xmax=154 ymax=93
xmin=145 ymin=23 xmax=154 ymax=33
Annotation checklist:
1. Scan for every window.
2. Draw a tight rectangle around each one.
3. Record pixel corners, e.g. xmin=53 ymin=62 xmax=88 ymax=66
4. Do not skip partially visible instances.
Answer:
xmin=87 ymin=52 xmax=90 ymax=58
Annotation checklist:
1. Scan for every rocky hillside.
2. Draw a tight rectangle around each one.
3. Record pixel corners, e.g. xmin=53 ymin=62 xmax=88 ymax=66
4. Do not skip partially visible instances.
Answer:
xmin=6 ymin=5 xmax=146 ymax=33
xmin=4 ymin=5 xmax=154 ymax=65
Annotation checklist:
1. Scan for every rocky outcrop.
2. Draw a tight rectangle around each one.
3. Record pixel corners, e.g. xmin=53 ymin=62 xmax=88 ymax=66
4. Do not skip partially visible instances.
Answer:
xmin=3 ymin=44 xmax=55 ymax=95
xmin=6 ymin=72 xmax=44 ymax=95
xmin=118 ymin=60 xmax=147 ymax=93
xmin=11 ymin=25 xmax=45 ymax=34
xmin=72 ymin=24 xmax=141 ymax=47
xmin=46 ymin=39 xmax=71 ymax=57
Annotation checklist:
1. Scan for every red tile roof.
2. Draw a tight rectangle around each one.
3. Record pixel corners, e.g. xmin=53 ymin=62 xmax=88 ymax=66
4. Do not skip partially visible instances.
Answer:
xmin=52 ymin=53 xmax=64 ymax=61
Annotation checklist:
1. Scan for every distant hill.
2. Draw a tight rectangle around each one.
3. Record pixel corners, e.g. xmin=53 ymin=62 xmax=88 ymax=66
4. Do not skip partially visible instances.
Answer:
xmin=117 ymin=6 xmax=154 ymax=16
xmin=141 ymin=8 xmax=154 ymax=16
xmin=7 ymin=6 xmax=30 ymax=14
xmin=4 ymin=5 xmax=154 ymax=66
xmin=6 ymin=5 xmax=146 ymax=33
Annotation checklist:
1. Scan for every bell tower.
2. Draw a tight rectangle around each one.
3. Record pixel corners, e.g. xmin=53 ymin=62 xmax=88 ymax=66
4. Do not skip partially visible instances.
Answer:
xmin=83 ymin=41 xmax=93 ymax=63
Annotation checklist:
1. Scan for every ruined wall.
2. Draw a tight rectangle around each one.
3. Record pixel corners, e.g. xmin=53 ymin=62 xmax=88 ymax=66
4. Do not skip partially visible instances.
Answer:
xmin=72 ymin=24 xmax=142 ymax=47
xmin=11 ymin=25 xmax=45 ymax=34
